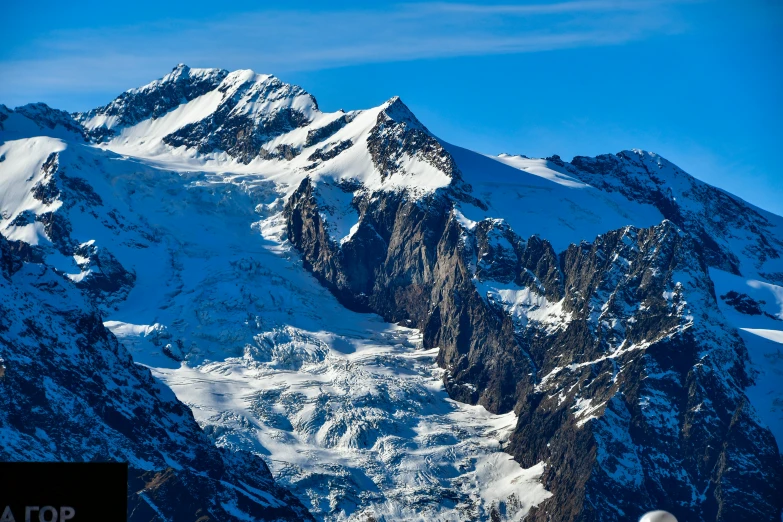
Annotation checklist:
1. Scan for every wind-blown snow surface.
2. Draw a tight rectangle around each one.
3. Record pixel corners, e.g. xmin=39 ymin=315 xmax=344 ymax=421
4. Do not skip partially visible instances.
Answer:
xmin=0 ymin=105 xmax=550 ymax=520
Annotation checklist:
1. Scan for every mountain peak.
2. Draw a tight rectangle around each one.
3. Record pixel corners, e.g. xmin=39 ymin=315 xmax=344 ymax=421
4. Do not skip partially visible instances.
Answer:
xmin=378 ymin=95 xmax=427 ymax=132
xmin=130 ymin=64 xmax=227 ymax=96
xmin=75 ymin=65 xmax=230 ymax=136
xmin=221 ymin=68 xmax=270 ymax=85
xmin=161 ymin=63 xmax=192 ymax=81
xmin=0 ymin=102 xmax=86 ymax=140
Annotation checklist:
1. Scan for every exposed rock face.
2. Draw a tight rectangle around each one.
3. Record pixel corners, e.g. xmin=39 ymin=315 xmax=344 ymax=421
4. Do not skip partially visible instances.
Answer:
xmin=32 ymin=152 xmax=62 ymax=205
xmin=162 ymin=73 xmax=316 ymax=163
xmin=14 ymin=103 xmax=88 ymax=140
xmin=307 ymin=139 xmax=354 ymax=163
xmin=75 ymin=64 xmax=229 ymax=141
xmin=285 ymin=176 xmax=783 ymax=520
xmin=163 ymin=105 xmax=309 ymax=164
xmin=0 ymin=233 xmax=313 ymax=521
xmin=21 ymin=150 xmax=137 ymax=308
xmin=720 ymin=290 xmax=780 ymax=320
xmin=280 ymin=179 xmax=545 ymax=417
xmin=367 ymin=97 xmax=459 ymax=183
xmin=72 ymin=242 xmax=137 ymax=305
xmin=509 ymin=223 xmax=781 ymax=522
xmin=0 ymin=104 xmax=9 ymax=129
xmin=568 ymin=151 xmax=783 ymax=277
xmin=305 ymin=114 xmax=350 ymax=147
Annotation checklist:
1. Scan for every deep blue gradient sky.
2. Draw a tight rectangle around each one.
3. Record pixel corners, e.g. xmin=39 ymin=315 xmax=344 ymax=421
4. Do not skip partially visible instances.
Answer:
xmin=2 ymin=0 xmax=781 ymax=214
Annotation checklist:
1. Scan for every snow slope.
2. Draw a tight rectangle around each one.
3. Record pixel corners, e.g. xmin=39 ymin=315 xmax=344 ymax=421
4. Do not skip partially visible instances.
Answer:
xmin=449 ymin=146 xmax=665 ymax=252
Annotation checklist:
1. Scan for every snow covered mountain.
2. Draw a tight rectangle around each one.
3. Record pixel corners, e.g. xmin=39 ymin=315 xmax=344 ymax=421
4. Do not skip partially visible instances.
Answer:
xmin=1 ymin=64 xmax=781 ymax=521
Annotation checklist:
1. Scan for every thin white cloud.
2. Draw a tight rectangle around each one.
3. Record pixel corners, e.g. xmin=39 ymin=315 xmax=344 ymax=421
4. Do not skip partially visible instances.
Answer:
xmin=0 ymin=1 xmax=692 ymax=108
xmin=414 ymin=0 xmax=697 ymax=15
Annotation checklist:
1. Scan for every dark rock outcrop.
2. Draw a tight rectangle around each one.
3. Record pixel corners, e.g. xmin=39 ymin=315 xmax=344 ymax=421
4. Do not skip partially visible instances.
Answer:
xmin=0 ymin=104 xmax=9 ymax=129
xmin=164 ymin=106 xmax=310 ymax=164
xmin=20 ymin=149 xmax=137 ymax=306
xmin=75 ymin=64 xmax=229 ymax=141
xmin=509 ymin=223 xmax=782 ymax=522
xmin=367 ymin=97 xmax=460 ymax=183
xmin=72 ymin=242 xmax=136 ymax=306
xmin=13 ymin=103 xmax=87 ymax=139
xmin=32 ymin=152 xmax=61 ymax=204
xmin=568 ymin=151 xmax=783 ymax=275
xmin=305 ymin=114 xmax=350 ymax=147
xmin=720 ymin=290 xmax=779 ymax=318
xmin=285 ymin=177 xmax=533 ymax=413
xmin=307 ymin=139 xmax=354 ymax=163
xmin=162 ymin=75 xmax=315 ymax=163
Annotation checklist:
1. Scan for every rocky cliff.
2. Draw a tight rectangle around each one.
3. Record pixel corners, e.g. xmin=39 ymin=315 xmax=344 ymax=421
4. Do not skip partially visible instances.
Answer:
xmin=283 ymin=104 xmax=783 ymax=521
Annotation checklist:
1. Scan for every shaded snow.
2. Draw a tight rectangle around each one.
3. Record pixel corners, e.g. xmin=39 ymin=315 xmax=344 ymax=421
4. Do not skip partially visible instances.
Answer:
xmin=494 ymin=154 xmax=587 ymax=189
xmin=0 ymin=137 xmax=66 ymax=244
xmin=476 ymin=281 xmax=572 ymax=333
xmin=446 ymin=144 xmax=665 ymax=252
xmin=711 ymin=268 xmax=783 ymax=453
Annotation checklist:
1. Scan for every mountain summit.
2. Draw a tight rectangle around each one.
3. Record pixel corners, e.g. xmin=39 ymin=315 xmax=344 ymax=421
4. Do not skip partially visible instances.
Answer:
xmin=1 ymin=66 xmax=781 ymax=521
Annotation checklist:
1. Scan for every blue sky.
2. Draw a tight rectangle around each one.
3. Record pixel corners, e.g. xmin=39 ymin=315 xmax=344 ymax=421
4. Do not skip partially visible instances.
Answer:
xmin=2 ymin=0 xmax=781 ymax=215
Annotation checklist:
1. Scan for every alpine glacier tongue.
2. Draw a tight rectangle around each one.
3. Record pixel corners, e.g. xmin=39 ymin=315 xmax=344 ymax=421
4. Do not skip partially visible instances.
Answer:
xmin=1 ymin=65 xmax=781 ymax=522
xmin=0 ymin=223 xmax=313 ymax=521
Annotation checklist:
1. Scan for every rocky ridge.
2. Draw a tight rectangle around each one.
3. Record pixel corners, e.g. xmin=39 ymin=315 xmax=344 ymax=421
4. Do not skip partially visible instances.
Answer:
xmin=284 ymin=177 xmax=783 ymax=521
xmin=75 ymin=64 xmax=229 ymax=141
